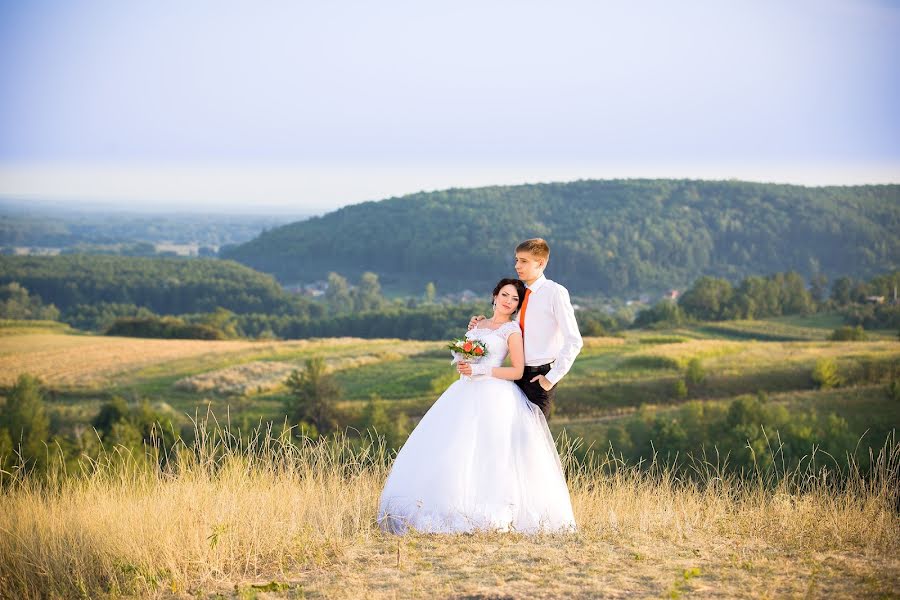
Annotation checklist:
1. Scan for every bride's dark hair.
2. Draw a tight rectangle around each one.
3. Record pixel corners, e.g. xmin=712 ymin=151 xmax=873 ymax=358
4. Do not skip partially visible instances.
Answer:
xmin=492 ymin=278 xmax=527 ymax=314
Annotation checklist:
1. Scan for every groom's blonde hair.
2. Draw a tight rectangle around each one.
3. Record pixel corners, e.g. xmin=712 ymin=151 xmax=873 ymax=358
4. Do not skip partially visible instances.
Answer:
xmin=516 ymin=238 xmax=550 ymax=260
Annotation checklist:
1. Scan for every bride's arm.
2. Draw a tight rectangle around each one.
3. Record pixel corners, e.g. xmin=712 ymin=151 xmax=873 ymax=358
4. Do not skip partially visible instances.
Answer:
xmin=485 ymin=331 xmax=524 ymax=381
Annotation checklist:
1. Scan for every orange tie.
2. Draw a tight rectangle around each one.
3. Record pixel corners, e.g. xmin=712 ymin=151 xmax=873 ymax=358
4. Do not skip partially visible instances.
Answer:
xmin=519 ymin=288 xmax=532 ymax=345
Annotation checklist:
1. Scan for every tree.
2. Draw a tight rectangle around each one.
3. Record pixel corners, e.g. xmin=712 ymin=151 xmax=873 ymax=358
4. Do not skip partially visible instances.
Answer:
xmin=325 ymin=272 xmax=353 ymax=314
xmin=679 ymin=277 xmax=735 ymax=321
xmin=284 ymin=357 xmax=342 ymax=435
xmin=830 ymin=277 xmax=854 ymax=306
xmin=352 ymin=272 xmax=385 ymax=312
xmin=0 ymin=282 xmax=60 ymax=320
xmin=810 ymin=274 xmax=828 ymax=304
xmin=0 ymin=373 xmax=50 ymax=472
xmin=424 ymin=282 xmax=436 ymax=304
xmin=633 ymin=300 xmax=685 ymax=328
xmin=779 ymin=271 xmax=813 ymax=315
xmin=196 ymin=307 xmax=240 ymax=338
xmin=92 ymin=396 xmax=130 ymax=436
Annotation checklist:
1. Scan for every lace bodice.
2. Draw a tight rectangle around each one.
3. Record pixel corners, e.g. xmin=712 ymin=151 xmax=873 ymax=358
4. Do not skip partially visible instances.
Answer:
xmin=463 ymin=320 xmax=521 ymax=369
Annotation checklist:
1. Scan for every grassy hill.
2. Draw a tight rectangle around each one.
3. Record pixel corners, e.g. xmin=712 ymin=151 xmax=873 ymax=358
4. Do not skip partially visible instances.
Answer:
xmin=221 ymin=179 xmax=900 ymax=294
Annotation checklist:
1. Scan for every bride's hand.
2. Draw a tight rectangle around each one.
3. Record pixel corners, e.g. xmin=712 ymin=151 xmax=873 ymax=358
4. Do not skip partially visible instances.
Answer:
xmin=457 ymin=361 xmax=472 ymax=376
xmin=467 ymin=315 xmax=486 ymax=331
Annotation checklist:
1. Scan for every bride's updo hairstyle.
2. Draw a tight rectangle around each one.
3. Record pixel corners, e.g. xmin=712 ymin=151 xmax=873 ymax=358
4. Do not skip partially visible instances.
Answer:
xmin=492 ymin=278 xmax=527 ymax=315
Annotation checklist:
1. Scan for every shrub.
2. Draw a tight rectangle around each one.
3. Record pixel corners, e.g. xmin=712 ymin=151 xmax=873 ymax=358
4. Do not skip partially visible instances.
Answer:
xmin=828 ymin=325 xmax=867 ymax=341
xmin=812 ymin=358 xmax=841 ymax=389
xmin=618 ymin=355 xmax=681 ymax=371
xmin=685 ymin=357 xmax=706 ymax=385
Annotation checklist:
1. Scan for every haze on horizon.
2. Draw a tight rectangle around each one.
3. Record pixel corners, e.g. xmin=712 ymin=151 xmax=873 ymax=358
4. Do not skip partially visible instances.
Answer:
xmin=0 ymin=0 xmax=898 ymax=215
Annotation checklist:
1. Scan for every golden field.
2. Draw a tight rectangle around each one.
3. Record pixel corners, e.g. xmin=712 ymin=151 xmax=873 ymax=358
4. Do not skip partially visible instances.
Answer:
xmin=1 ymin=420 xmax=898 ymax=599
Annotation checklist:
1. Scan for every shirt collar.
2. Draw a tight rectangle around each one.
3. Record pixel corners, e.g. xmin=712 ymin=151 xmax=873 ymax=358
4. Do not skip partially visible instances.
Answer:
xmin=526 ymin=274 xmax=548 ymax=292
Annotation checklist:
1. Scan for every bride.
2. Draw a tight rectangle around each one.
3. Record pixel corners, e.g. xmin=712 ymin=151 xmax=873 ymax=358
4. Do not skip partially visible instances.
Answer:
xmin=377 ymin=278 xmax=577 ymax=534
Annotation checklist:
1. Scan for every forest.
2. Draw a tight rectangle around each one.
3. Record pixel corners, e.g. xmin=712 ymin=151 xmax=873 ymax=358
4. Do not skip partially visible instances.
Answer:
xmin=2 ymin=252 xmax=899 ymax=340
xmin=220 ymin=179 xmax=900 ymax=294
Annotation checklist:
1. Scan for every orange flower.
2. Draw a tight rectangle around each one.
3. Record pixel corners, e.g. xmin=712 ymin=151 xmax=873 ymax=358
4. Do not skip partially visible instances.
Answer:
xmin=463 ymin=341 xmax=473 ymax=352
xmin=473 ymin=346 xmax=484 ymax=356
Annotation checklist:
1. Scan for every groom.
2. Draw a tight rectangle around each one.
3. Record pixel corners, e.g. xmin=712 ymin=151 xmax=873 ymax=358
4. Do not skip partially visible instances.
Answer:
xmin=465 ymin=238 xmax=583 ymax=418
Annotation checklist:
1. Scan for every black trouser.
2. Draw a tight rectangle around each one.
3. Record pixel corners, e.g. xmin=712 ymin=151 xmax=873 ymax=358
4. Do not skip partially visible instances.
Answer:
xmin=515 ymin=363 xmax=555 ymax=419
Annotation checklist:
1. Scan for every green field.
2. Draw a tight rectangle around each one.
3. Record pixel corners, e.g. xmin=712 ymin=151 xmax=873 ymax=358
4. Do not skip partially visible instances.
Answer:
xmin=2 ymin=316 xmax=898 ymax=463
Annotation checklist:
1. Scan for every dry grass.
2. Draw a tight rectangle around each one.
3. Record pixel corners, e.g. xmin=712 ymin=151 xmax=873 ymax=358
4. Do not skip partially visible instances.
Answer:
xmin=0 ymin=334 xmax=280 ymax=388
xmin=0 ymin=331 xmax=432 ymax=390
xmin=174 ymin=354 xmax=407 ymax=396
xmin=1 ymin=417 xmax=897 ymax=599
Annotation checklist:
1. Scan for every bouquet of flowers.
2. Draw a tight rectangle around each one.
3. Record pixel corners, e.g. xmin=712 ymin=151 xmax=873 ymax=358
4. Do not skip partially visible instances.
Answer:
xmin=447 ymin=337 xmax=488 ymax=364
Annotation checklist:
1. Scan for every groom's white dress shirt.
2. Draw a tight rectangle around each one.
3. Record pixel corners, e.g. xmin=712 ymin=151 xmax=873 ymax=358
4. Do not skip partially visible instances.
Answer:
xmin=520 ymin=274 xmax=584 ymax=385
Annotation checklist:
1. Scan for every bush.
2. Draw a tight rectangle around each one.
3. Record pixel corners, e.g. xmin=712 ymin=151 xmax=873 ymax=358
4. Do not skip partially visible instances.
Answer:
xmin=618 ymin=355 xmax=681 ymax=371
xmin=887 ymin=379 xmax=900 ymax=403
xmin=685 ymin=357 xmax=706 ymax=385
xmin=828 ymin=325 xmax=867 ymax=341
xmin=673 ymin=379 xmax=688 ymax=399
xmin=812 ymin=358 xmax=841 ymax=389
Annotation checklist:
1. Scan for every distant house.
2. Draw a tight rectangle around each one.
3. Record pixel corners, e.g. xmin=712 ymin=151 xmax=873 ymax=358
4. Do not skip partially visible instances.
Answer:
xmin=865 ymin=295 xmax=885 ymax=305
xmin=282 ymin=281 xmax=328 ymax=297
xmin=663 ymin=289 xmax=680 ymax=301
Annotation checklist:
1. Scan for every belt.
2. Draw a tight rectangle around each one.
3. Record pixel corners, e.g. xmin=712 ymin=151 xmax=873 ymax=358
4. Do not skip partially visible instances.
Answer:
xmin=522 ymin=363 xmax=554 ymax=372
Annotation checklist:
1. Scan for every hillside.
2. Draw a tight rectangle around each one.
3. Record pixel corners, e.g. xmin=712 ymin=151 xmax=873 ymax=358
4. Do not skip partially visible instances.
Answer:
xmin=221 ymin=179 xmax=900 ymax=294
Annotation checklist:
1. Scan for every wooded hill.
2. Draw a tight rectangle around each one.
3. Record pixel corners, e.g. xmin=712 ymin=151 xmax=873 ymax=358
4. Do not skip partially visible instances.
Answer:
xmin=0 ymin=255 xmax=305 ymax=315
xmin=221 ymin=179 xmax=900 ymax=294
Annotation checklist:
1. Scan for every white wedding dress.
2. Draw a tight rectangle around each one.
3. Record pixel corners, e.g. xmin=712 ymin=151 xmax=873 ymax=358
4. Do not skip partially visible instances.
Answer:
xmin=377 ymin=320 xmax=577 ymax=534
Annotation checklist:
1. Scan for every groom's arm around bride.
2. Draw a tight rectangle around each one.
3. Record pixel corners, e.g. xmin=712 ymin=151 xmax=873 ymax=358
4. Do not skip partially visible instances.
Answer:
xmin=471 ymin=238 xmax=583 ymax=419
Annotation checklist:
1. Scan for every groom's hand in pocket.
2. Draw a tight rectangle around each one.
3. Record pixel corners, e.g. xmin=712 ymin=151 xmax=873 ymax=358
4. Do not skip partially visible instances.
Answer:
xmin=531 ymin=374 xmax=554 ymax=391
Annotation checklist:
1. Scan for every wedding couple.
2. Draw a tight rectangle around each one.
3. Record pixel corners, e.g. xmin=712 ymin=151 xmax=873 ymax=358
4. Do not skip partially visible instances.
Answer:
xmin=378 ymin=238 xmax=584 ymax=534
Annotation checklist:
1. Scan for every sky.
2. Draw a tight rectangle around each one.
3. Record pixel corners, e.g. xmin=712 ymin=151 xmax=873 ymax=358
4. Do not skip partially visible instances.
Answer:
xmin=0 ymin=0 xmax=898 ymax=214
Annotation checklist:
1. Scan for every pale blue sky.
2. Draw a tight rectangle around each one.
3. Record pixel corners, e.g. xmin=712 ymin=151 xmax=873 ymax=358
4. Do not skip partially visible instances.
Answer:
xmin=0 ymin=0 xmax=898 ymax=212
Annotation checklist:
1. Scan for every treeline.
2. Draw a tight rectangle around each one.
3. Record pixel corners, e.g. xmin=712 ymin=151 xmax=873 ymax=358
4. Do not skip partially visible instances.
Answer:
xmin=3 ymin=255 xmax=898 ymax=342
xmin=0 ymin=282 xmax=60 ymax=321
xmin=221 ymin=179 xmax=900 ymax=294
xmin=635 ymin=270 xmax=900 ymax=329
xmin=0 ymin=255 xmax=310 ymax=315
xmin=101 ymin=304 xmax=489 ymax=341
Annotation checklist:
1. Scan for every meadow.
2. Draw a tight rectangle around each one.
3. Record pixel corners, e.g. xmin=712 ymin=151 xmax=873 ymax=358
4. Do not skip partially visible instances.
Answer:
xmin=0 ymin=417 xmax=897 ymax=598
xmin=0 ymin=315 xmax=898 ymax=597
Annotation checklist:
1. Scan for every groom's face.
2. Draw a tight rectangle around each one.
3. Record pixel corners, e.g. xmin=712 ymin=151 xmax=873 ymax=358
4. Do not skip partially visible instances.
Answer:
xmin=514 ymin=251 xmax=545 ymax=284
